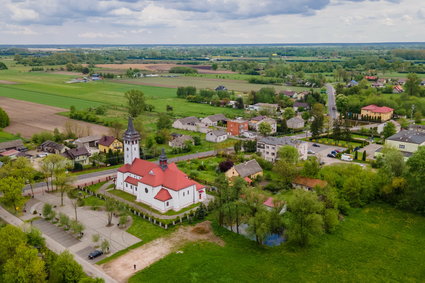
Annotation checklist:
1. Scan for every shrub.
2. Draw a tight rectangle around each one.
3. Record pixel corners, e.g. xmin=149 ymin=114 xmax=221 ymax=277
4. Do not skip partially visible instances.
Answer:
xmin=59 ymin=213 xmax=70 ymax=228
xmin=42 ymin=204 xmax=55 ymax=220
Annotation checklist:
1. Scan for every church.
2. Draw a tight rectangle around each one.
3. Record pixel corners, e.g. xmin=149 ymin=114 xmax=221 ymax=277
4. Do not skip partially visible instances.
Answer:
xmin=116 ymin=118 xmax=207 ymax=213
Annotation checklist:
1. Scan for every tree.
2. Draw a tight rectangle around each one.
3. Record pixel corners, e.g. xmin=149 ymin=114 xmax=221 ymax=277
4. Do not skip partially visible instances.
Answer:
xmin=49 ymin=250 xmax=85 ymax=283
xmin=403 ymin=147 xmax=425 ymax=214
xmin=285 ymin=190 xmax=324 ymax=247
xmin=283 ymin=107 xmax=295 ymax=120
xmin=414 ymin=111 xmax=422 ymax=124
xmin=67 ymin=190 xmax=82 ymax=220
xmin=42 ymin=203 xmax=56 ymax=220
xmin=247 ymin=210 xmax=271 ymax=244
xmin=0 ymin=225 xmax=27 ymax=265
xmin=3 ymin=244 xmax=46 ymax=283
xmin=0 ymin=177 xmax=26 ymax=213
xmin=119 ymin=215 xmax=130 ymax=228
xmin=310 ymin=103 xmax=325 ymax=138
xmin=0 ymin=61 xmax=8 ymax=70
xmin=258 ymin=122 xmax=272 ymax=136
xmin=101 ymin=239 xmax=110 ymax=254
xmin=156 ymin=113 xmax=172 ymax=130
xmin=6 ymin=157 xmax=37 ymax=197
xmin=382 ymin=122 xmax=396 ymax=139
xmin=40 ymin=154 xmax=70 ymax=191
xmin=25 ymin=227 xmax=45 ymax=249
xmin=362 ymin=150 xmax=367 ymax=161
xmin=59 ymin=212 xmax=70 ymax=229
xmin=0 ymin=106 xmax=10 ymax=128
xmin=235 ymin=97 xmax=244 ymax=109
xmin=54 ymin=173 xmax=76 ymax=206
xmin=219 ymin=160 xmax=234 ymax=173
xmin=70 ymin=219 xmax=84 ymax=236
xmin=301 ymin=156 xmax=321 ymax=178
xmin=405 ymin=73 xmax=421 ymax=96
xmin=105 ymin=198 xmax=117 ymax=226
xmin=125 ymin=89 xmax=146 ymax=118
xmin=278 ymin=145 xmax=299 ymax=164
xmin=379 ymin=146 xmax=406 ymax=177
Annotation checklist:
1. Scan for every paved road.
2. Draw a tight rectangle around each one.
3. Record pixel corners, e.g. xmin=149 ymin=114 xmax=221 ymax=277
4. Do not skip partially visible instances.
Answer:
xmin=0 ymin=206 xmax=117 ymax=283
xmin=326 ymin=83 xmax=338 ymax=120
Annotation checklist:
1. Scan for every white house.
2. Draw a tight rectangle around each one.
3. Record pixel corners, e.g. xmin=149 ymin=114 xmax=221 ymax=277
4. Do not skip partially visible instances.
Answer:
xmin=206 ymin=130 xmax=228 ymax=143
xmin=201 ymin=114 xmax=227 ymax=126
xmin=172 ymin=116 xmax=201 ymax=130
xmin=286 ymin=117 xmax=305 ymax=130
xmin=116 ymin=118 xmax=206 ymax=213
xmin=257 ymin=136 xmax=308 ymax=162
xmin=249 ymin=116 xmax=277 ymax=134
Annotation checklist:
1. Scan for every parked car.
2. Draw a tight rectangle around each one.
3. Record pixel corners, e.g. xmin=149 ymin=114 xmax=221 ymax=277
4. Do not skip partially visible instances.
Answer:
xmin=88 ymin=250 xmax=103 ymax=260
xmin=312 ymin=143 xmax=320 ymax=147
xmin=341 ymin=154 xmax=353 ymax=161
xmin=331 ymin=150 xmax=337 ymax=155
xmin=334 ymin=149 xmax=342 ymax=153
xmin=353 ymin=146 xmax=360 ymax=151
xmin=327 ymin=153 xmax=336 ymax=158
xmin=308 ymin=150 xmax=315 ymax=154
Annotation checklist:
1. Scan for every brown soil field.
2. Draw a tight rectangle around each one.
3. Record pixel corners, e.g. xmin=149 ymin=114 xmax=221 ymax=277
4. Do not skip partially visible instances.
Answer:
xmin=95 ymin=63 xmax=235 ymax=74
xmin=0 ymin=80 xmax=18 ymax=85
xmin=101 ymin=221 xmax=224 ymax=282
xmin=0 ymin=97 xmax=110 ymax=138
xmin=49 ymin=71 xmax=83 ymax=76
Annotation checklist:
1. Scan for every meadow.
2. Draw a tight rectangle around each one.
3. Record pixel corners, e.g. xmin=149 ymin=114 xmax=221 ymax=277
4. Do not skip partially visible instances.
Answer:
xmin=0 ymin=131 xmax=20 ymax=142
xmin=130 ymin=204 xmax=425 ymax=282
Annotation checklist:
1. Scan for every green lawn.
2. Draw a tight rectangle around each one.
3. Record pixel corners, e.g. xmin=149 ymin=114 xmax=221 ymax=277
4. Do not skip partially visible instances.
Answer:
xmin=308 ymin=137 xmax=364 ymax=148
xmin=0 ymin=131 xmax=20 ymax=143
xmin=130 ymin=204 xmax=425 ymax=282
xmin=82 ymin=196 xmax=105 ymax=207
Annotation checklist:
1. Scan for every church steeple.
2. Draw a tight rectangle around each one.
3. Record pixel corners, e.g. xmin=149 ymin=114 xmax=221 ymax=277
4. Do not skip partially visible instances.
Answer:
xmin=159 ymin=148 xmax=168 ymax=170
xmin=123 ymin=117 xmax=140 ymax=165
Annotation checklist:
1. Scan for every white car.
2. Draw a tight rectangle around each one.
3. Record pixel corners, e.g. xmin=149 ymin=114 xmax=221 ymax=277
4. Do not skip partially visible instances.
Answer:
xmin=308 ymin=150 xmax=315 ymax=154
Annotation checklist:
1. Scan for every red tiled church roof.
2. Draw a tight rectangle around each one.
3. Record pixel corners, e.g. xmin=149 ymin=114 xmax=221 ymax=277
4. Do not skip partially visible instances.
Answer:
xmin=361 ymin=104 xmax=394 ymax=113
xmin=119 ymin=158 xmax=200 ymax=191
xmin=154 ymin=188 xmax=172 ymax=202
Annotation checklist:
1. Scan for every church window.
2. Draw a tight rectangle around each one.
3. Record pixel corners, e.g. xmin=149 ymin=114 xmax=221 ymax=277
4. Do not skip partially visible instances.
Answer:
xmin=166 ymin=202 xmax=169 ymax=206
xmin=145 ymin=188 xmax=148 ymax=193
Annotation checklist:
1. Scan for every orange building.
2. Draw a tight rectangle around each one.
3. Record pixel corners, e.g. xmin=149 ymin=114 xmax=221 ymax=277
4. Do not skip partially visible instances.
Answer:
xmin=227 ymin=119 xmax=248 ymax=136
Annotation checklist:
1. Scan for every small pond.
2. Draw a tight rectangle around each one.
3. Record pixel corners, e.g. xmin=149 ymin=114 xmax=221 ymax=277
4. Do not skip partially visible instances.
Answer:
xmin=226 ymin=223 xmax=285 ymax=247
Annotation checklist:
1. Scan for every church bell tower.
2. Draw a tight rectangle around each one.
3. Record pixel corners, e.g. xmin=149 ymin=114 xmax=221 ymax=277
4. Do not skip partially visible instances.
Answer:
xmin=123 ymin=117 xmax=140 ymax=165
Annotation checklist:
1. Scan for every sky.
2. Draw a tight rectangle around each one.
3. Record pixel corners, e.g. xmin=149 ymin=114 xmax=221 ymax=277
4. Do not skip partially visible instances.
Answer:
xmin=0 ymin=0 xmax=423 ymax=44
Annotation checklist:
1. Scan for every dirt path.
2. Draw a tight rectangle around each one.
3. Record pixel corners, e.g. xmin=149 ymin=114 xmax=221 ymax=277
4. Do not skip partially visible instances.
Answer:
xmin=0 ymin=97 xmax=110 ymax=138
xmin=101 ymin=221 xmax=224 ymax=282
xmin=0 ymin=80 xmax=18 ymax=84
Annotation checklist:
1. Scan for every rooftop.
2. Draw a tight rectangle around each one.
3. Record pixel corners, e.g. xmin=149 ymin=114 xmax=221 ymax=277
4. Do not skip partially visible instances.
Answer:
xmin=361 ymin=104 xmax=394 ymax=113
xmin=386 ymin=130 xmax=425 ymax=144
xmin=233 ymin=159 xmax=263 ymax=178
xmin=0 ymin=139 xmax=24 ymax=151
xmin=98 ymin=136 xmax=118 ymax=147
xmin=258 ymin=136 xmax=304 ymax=146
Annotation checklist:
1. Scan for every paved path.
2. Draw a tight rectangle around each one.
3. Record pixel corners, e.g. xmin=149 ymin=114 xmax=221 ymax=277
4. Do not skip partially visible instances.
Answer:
xmin=326 ymin=83 xmax=338 ymax=121
xmin=0 ymin=206 xmax=117 ymax=283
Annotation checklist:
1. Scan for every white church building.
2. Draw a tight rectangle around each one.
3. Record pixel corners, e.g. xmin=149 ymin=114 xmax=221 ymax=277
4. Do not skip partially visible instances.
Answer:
xmin=116 ymin=118 xmax=207 ymax=213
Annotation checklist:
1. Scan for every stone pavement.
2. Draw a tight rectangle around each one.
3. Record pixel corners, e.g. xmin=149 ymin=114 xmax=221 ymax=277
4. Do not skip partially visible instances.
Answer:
xmin=0 ymin=205 xmax=117 ymax=283
xmin=26 ymin=191 xmax=141 ymax=255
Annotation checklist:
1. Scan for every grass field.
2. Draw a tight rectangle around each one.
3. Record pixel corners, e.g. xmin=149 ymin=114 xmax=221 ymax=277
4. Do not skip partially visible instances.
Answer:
xmin=0 ymin=131 xmax=20 ymax=142
xmin=130 ymin=204 xmax=425 ymax=282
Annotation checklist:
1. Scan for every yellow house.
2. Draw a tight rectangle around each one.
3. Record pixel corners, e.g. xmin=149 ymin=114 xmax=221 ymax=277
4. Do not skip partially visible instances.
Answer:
xmin=98 ymin=136 xmax=123 ymax=153
xmin=361 ymin=105 xmax=394 ymax=122
xmin=225 ymin=159 xmax=263 ymax=183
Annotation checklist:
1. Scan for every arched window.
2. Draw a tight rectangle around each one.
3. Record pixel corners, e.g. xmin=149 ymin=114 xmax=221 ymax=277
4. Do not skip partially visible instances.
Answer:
xmin=145 ymin=188 xmax=148 ymax=193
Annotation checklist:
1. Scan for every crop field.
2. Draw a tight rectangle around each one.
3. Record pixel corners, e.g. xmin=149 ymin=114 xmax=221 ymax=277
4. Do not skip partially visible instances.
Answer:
xmin=0 ymin=70 xmax=244 ymax=119
xmin=131 ymin=204 xmax=425 ymax=282
xmin=116 ymin=76 xmax=310 ymax=93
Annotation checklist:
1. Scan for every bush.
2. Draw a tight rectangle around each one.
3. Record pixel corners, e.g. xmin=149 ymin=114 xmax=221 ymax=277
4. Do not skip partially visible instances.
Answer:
xmin=0 ymin=107 xmax=10 ymax=128
xmin=169 ymin=66 xmax=198 ymax=74
xmin=59 ymin=213 xmax=70 ymax=228
xmin=42 ymin=204 xmax=55 ymax=220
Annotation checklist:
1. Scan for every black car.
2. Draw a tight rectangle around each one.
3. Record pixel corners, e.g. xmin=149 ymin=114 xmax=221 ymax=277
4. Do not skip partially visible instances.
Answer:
xmin=312 ymin=143 xmax=320 ymax=147
xmin=327 ymin=153 xmax=336 ymax=158
xmin=88 ymin=250 xmax=103 ymax=260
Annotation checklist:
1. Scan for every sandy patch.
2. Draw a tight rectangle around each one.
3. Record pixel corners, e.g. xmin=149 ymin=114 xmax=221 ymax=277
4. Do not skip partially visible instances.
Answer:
xmin=101 ymin=221 xmax=223 ymax=282
xmin=0 ymin=97 xmax=110 ymax=138
xmin=0 ymin=80 xmax=18 ymax=85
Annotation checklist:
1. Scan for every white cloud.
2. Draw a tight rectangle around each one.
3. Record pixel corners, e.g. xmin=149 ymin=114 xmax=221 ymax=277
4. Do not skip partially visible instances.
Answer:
xmin=78 ymin=32 xmax=124 ymax=39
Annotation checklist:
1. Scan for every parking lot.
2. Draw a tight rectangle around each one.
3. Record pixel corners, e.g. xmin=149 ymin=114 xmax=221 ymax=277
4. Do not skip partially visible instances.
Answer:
xmin=306 ymin=142 xmax=347 ymax=165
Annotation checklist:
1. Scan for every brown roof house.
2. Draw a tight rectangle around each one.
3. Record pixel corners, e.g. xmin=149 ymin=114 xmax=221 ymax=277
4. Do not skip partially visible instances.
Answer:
xmin=225 ymin=159 xmax=263 ymax=183
xmin=292 ymin=176 xmax=328 ymax=191
xmin=38 ymin=140 xmax=66 ymax=154
xmin=201 ymin=114 xmax=228 ymax=126
xmin=168 ymin=135 xmax=194 ymax=149
xmin=98 ymin=136 xmax=123 ymax=153
xmin=0 ymin=139 xmax=25 ymax=153
xmin=63 ymin=146 xmax=91 ymax=165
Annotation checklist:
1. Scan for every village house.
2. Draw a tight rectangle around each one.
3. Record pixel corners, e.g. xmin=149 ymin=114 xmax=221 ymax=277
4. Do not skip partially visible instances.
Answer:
xmin=62 ymin=146 xmax=91 ymax=165
xmin=249 ymin=116 xmax=277 ymax=134
xmin=381 ymin=130 xmax=425 ymax=159
xmin=201 ymin=114 xmax=228 ymax=126
xmin=172 ymin=116 xmax=201 ymax=131
xmin=282 ymin=90 xmax=297 ymax=99
xmin=347 ymin=80 xmax=359 ymax=87
xmin=293 ymin=102 xmax=310 ymax=111
xmin=168 ymin=135 xmax=194 ymax=148
xmin=98 ymin=136 xmax=123 ymax=153
xmin=116 ymin=118 xmax=206 ymax=213
xmin=292 ymin=176 xmax=328 ymax=191
xmin=0 ymin=149 xmax=27 ymax=159
xmin=74 ymin=135 xmax=101 ymax=155
xmin=286 ymin=117 xmax=305 ymax=130
xmin=225 ymin=159 xmax=263 ymax=183
xmin=227 ymin=119 xmax=249 ymax=136
xmin=361 ymin=105 xmax=394 ymax=122
xmin=206 ymin=130 xmax=228 ymax=143
xmin=257 ymin=136 xmax=308 ymax=162
xmin=38 ymin=140 xmax=66 ymax=154
xmin=247 ymin=103 xmax=279 ymax=113
xmin=0 ymin=139 xmax=25 ymax=153
xmin=393 ymin=85 xmax=404 ymax=94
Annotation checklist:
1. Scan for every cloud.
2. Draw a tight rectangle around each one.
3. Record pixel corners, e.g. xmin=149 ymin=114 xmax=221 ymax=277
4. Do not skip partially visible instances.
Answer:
xmin=78 ymin=32 xmax=123 ymax=39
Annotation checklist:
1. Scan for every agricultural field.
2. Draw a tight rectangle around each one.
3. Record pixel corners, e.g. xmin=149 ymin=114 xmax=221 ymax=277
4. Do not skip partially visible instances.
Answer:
xmin=116 ymin=75 xmax=310 ymax=93
xmin=131 ymin=204 xmax=425 ymax=282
